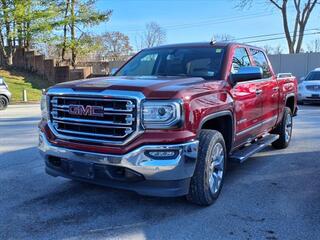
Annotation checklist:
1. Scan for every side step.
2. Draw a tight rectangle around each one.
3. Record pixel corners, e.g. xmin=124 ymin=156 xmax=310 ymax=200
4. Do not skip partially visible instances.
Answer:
xmin=230 ymin=134 xmax=279 ymax=163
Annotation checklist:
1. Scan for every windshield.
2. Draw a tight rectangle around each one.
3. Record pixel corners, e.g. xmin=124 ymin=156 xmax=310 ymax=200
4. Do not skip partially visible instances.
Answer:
xmin=116 ymin=47 xmax=225 ymax=80
xmin=305 ymin=71 xmax=320 ymax=81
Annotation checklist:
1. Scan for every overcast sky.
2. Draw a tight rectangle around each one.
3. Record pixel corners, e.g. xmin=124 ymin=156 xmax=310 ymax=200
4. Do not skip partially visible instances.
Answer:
xmin=93 ymin=0 xmax=320 ymax=52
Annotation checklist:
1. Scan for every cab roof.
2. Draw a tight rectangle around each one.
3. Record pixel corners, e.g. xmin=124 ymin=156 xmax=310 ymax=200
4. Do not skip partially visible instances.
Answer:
xmin=147 ymin=41 xmax=261 ymax=50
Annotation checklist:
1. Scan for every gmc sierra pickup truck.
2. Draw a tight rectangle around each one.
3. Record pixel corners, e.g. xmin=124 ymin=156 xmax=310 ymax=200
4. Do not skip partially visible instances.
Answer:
xmin=39 ymin=42 xmax=298 ymax=205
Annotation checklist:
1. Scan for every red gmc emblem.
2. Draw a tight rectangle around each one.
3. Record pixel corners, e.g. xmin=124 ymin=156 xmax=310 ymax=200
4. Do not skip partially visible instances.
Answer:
xmin=68 ymin=105 xmax=104 ymax=117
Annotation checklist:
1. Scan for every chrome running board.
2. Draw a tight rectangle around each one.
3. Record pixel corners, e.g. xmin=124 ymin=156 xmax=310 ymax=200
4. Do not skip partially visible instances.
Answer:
xmin=230 ymin=134 xmax=279 ymax=163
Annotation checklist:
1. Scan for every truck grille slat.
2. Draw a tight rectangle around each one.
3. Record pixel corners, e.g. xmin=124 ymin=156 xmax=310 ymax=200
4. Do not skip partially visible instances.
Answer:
xmin=54 ymin=120 xmax=132 ymax=129
xmin=55 ymin=127 xmax=131 ymax=139
xmin=49 ymin=96 xmax=138 ymax=144
xmin=51 ymin=116 xmax=133 ymax=126
xmin=52 ymin=104 xmax=134 ymax=113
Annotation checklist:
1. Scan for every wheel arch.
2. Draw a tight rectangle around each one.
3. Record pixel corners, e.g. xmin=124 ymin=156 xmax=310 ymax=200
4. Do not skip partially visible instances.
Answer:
xmin=0 ymin=94 xmax=9 ymax=103
xmin=199 ymin=111 xmax=235 ymax=154
xmin=285 ymin=93 xmax=296 ymax=114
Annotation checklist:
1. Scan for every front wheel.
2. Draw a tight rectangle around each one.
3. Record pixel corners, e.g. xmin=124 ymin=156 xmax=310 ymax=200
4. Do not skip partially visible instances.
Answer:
xmin=272 ymin=107 xmax=293 ymax=149
xmin=0 ymin=95 xmax=8 ymax=110
xmin=187 ymin=130 xmax=227 ymax=206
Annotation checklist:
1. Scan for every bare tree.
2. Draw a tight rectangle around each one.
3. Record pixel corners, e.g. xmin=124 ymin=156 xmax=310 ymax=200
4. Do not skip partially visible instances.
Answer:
xmin=102 ymin=31 xmax=133 ymax=61
xmin=136 ymin=22 xmax=166 ymax=50
xmin=238 ymin=0 xmax=319 ymax=53
xmin=36 ymin=42 xmax=61 ymax=59
xmin=274 ymin=44 xmax=284 ymax=54
xmin=307 ymin=38 xmax=320 ymax=52
xmin=263 ymin=44 xmax=274 ymax=54
xmin=213 ymin=34 xmax=234 ymax=42
xmin=260 ymin=44 xmax=283 ymax=55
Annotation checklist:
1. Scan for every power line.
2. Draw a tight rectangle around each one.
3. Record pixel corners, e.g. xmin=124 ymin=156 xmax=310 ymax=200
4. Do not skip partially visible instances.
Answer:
xmin=165 ymin=13 xmax=274 ymax=31
xmin=121 ymin=4 xmax=300 ymax=33
xmin=123 ymin=12 xmax=274 ymax=33
xmin=244 ymin=31 xmax=320 ymax=44
xmin=234 ymin=28 xmax=320 ymax=41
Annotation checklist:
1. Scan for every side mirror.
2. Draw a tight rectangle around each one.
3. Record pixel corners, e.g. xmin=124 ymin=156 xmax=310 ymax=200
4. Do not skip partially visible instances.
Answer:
xmin=229 ymin=66 xmax=263 ymax=87
xmin=110 ymin=67 xmax=119 ymax=76
xmin=0 ymin=78 xmax=4 ymax=85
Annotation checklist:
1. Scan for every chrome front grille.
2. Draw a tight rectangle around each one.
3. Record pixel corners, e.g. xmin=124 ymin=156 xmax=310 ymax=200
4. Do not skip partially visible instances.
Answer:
xmin=306 ymin=85 xmax=320 ymax=92
xmin=49 ymin=95 xmax=138 ymax=144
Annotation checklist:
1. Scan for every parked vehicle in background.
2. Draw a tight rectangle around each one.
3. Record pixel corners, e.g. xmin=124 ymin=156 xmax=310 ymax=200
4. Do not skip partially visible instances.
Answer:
xmin=39 ymin=42 xmax=298 ymax=205
xmin=0 ymin=78 xmax=11 ymax=110
xmin=298 ymin=68 xmax=320 ymax=104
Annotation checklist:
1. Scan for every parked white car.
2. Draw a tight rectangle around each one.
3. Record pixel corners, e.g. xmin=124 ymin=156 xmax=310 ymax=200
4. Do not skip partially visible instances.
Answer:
xmin=298 ymin=68 xmax=320 ymax=104
xmin=0 ymin=77 xmax=11 ymax=110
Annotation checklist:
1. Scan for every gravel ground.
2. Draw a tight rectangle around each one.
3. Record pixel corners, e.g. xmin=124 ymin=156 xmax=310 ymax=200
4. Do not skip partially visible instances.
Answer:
xmin=0 ymin=104 xmax=319 ymax=240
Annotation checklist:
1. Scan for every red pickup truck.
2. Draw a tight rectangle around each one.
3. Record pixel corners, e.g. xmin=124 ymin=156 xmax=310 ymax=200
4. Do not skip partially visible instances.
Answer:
xmin=39 ymin=42 xmax=298 ymax=205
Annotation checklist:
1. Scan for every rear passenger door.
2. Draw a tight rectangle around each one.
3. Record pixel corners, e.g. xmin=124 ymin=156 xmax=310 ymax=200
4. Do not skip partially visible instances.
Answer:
xmin=230 ymin=47 xmax=264 ymax=145
xmin=250 ymin=49 xmax=279 ymax=131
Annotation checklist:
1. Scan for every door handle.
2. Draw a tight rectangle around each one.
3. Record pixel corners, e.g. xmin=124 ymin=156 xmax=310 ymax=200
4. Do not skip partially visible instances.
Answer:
xmin=273 ymin=87 xmax=279 ymax=92
xmin=256 ymin=89 xmax=263 ymax=95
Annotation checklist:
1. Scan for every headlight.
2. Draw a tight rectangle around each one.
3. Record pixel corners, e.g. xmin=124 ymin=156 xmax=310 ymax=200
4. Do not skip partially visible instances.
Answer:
xmin=142 ymin=100 xmax=183 ymax=129
xmin=298 ymin=85 xmax=305 ymax=92
xmin=40 ymin=94 xmax=48 ymax=120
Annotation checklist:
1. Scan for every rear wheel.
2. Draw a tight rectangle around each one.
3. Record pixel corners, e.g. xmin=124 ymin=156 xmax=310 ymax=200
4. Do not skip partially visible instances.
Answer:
xmin=187 ymin=130 xmax=227 ymax=206
xmin=272 ymin=107 xmax=293 ymax=149
xmin=0 ymin=95 xmax=8 ymax=110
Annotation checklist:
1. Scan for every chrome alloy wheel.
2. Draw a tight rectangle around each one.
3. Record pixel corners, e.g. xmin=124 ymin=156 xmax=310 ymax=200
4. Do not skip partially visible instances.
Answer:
xmin=285 ymin=112 xmax=293 ymax=143
xmin=0 ymin=97 xmax=6 ymax=110
xmin=208 ymin=142 xmax=225 ymax=194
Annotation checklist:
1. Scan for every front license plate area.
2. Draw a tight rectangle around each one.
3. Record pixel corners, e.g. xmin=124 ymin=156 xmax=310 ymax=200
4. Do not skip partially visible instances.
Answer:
xmin=311 ymin=94 xmax=320 ymax=99
xmin=69 ymin=161 xmax=94 ymax=179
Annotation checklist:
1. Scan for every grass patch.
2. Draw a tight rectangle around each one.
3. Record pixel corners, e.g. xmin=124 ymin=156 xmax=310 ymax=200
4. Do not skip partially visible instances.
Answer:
xmin=0 ymin=68 xmax=51 ymax=103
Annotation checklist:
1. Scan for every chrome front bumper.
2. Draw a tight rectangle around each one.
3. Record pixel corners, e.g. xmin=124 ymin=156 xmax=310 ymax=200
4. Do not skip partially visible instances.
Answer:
xmin=298 ymin=92 xmax=320 ymax=101
xmin=39 ymin=131 xmax=198 ymax=182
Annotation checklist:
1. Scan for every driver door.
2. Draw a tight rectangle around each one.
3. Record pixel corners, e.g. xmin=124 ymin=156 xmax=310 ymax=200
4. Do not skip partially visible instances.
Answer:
xmin=229 ymin=47 xmax=264 ymax=146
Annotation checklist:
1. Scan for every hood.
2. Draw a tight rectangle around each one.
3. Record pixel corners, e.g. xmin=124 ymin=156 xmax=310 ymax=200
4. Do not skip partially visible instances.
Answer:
xmin=51 ymin=76 xmax=209 ymax=98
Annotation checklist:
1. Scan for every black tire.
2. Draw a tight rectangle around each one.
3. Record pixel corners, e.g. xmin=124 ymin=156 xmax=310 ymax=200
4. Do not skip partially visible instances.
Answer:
xmin=271 ymin=107 xmax=293 ymax=149
xmin=0 ymin=95 xmax=8 ymax=110
xmin=187 ymin=130 xmax=227 ymax=206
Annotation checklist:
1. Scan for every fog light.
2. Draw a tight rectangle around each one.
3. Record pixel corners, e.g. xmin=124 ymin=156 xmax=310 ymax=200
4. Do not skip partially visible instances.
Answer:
xmin=145 ymin=150 xmax=179 ymax=159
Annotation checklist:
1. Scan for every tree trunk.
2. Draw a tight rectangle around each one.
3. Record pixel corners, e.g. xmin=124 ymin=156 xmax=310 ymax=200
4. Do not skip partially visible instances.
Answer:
xmin=70 ymin=0 xmax=76 ymax=68
xmin=281 ymin=3 xmax=295 ymax=54
xmin=25 ymin=21 xmax=31 ymax=49
xmin=1 ymin=0 xmax=14 ymax=65
xmin=23 ymin=22 xmax=27 ymax=47
xmin=0 ymin=29 xmax=8 ymax=66
xmin=25 ymin=1 xmax=31 ymax=50
xmin=295 ymin=25 xmax=305 ymax=53
xmin=17 ymin=23 xmax=23 ymax=47
xmin=61 ymin=0 xmax=70 ymax=61
xmin=6 ymin=52 xmax=13 ymax=65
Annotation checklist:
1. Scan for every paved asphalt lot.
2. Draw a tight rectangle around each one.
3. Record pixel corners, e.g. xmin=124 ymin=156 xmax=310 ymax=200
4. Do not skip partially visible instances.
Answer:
xmin=0 ymin=104 xmax=319 ymax=240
